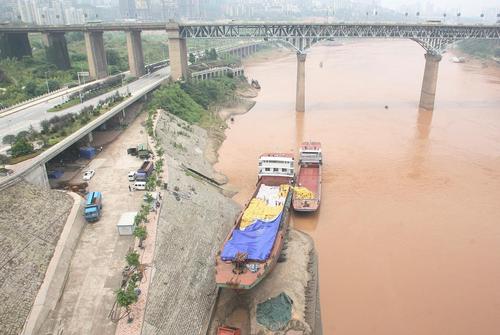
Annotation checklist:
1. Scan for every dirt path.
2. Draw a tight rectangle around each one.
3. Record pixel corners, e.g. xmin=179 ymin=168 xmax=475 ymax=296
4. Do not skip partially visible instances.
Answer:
xmin=40 ymin=113 xmax=149 ymax=335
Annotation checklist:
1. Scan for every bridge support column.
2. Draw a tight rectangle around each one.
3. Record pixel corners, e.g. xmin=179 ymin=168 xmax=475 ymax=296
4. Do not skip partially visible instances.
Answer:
xmin=0 ymin=32 xmax=32 ymax=59
xmin=88 ymin=131 xmax=93 ymax=143
xmin=296 ymin=52 xmax=307 ymax=113
xmin=126 ymin=30 xmax=145 ymax=77
xmin=419 ymin=52 xmax=442 ymax=111
xmin=42 ymin=32 xmax=70 ymax=70
xmin=166 ymin=23 xmax=188 ymax=81
xmin=84 ymin=31 xmax=107 ymax=79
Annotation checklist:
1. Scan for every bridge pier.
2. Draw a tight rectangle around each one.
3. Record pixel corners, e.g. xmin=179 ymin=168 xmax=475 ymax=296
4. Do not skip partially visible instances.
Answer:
xmin=296 ymin=52 xmax=307 ymax=113
xmin=126 ymin=30 xmax=145 ymax=77
xmin=84 ymin=31 xmax=108 ymax=79
xmin=0 ymin=32 xmax=32 ymax=59
xmin=419 ymin=52 xmax=442 ymax=111
xmin=42 ymin=32 xmax=71 ymax=70
xmin=166 ymin=23 xmax=188 ymax=81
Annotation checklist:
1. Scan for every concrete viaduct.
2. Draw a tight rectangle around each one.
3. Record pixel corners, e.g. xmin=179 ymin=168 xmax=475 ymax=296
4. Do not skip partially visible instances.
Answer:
xmin=1 ymin=21 xmax=499 ymax=112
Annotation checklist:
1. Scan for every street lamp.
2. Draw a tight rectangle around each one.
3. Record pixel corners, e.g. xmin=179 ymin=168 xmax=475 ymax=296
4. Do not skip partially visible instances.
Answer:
xmin=77 ymin=71 xmax=89 ymax=103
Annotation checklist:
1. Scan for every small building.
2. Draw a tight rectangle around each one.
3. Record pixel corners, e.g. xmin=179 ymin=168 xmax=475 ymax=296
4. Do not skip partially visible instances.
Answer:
xmin=116 ymin=211 xmax=137 ymax=236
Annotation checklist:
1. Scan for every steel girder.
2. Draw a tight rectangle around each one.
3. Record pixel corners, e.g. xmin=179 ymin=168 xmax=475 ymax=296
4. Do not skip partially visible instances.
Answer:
xmin=179 ymin=24 xmax=499 ymax=40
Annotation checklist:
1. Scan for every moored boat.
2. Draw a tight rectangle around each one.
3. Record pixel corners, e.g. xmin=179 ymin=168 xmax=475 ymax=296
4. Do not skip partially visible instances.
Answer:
xmin=293 ymin=142 xmax=322 ymax=212
xmin=215 ymin=153 xmax=295 ymax=290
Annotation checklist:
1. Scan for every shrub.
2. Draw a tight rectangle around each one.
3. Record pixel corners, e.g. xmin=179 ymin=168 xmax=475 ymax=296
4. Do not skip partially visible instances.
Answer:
xmin=2 ymin=134 xmax=16 ymax=145
xmin=10 ymin=138 xmax=34 ymax=157
xmin=126 ymin=250 xmax=140 ymax=268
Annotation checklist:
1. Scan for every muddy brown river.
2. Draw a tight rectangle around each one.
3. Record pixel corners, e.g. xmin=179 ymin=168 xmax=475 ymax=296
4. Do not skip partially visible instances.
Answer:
xmin=215 ymin=40 xmax=500 ymax=335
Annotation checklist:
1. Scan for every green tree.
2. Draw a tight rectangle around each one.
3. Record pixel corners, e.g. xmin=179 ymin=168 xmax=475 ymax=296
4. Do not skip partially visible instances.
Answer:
xmin=133 ymin=226 xmax=148 ymax=248
xmin=209 ymin=48 xmax=218 ymax=60
xmin=116 ymin=285 xmax=138 ymax=320
xmin=106 ymin=49 xmax=122 ymax=66
xmin=10 ymin=138 xmax=34 ymax=157
xmin=24 ymin=81 xmax=38 ymax=98
xmin=0 ymin=154 xmax=9 ymax=167
xmin=126 ymin=250 xmax=140 ymax=268
xmin=189 ymin=53 xmax=196 ymax=64
xmin=144 ymin=192 xmax=154 ymax=204
xmin=40 ymin=120 xmax=50 ymax=134
xmin=2 ymin=134 xmax=16 ymax=145
xmin=47 ymin=79 xmax=60 ymax=91
xmin=16 ymin=130 xmax=30 ymax=140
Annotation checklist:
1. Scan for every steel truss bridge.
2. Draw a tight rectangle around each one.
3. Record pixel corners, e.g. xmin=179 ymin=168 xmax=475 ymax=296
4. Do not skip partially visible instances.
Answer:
xmin=179 ymin=23 xmax=500 ymax=54
xmin=1 ymin=22 xmax=499 ymax=54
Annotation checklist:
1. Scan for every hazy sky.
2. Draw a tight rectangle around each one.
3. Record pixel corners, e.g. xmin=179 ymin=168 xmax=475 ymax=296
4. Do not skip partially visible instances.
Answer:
xmin=380 ymin=0 xmax=500 ymax=13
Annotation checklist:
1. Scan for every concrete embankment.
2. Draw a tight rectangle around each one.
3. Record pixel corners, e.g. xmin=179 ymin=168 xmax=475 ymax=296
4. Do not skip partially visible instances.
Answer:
xmin=0 ymin=181 xmax=76 ymax=334
xmin=142 ymin=112 xmax=241 ymax=334
xmin=143 ymin=85 xmax=321 ymax=334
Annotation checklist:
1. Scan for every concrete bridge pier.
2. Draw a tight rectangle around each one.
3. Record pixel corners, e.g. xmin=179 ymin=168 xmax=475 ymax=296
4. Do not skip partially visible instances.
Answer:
xmin=296 ymin=52 xmax=307 ymax=113
xmin=126 ymin=30 xmax=145 ymax=77
xmin=42 ymin=32 xmax=71 ymax=70
xmin=166 ymin=23 xmax=188 ymax=80
xmin=84 ymin=31 xmax=108 ymax=79
xmin=419 ymin=52 xmax=442 ymax=111
xmin=0 ymin=32 xmax=32 ymax=59
xmin=24 ymin=164 xmax=50 ymax=189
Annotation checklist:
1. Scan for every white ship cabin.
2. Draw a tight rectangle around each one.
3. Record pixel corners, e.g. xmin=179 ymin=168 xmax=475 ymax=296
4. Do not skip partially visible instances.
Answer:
xmin=299 ymin=142 xmax=322 ymax=164
xmin=258 ymin=153 xmax=295 ymax=178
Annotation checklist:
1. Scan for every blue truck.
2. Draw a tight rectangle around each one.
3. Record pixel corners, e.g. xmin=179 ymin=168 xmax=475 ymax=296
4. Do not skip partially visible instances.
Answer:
xmin=84 ymin=191 xmax=103 ymax=222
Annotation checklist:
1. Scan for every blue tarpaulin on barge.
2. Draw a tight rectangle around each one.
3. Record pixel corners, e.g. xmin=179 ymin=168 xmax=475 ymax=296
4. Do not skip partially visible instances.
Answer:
xmin=221 ymin=211 xmax=283 ymax=262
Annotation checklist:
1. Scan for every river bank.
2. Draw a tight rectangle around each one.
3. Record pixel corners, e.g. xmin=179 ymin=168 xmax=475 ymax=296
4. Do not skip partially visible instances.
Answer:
xmin=143 ymin=76 xmax=321 ymax=334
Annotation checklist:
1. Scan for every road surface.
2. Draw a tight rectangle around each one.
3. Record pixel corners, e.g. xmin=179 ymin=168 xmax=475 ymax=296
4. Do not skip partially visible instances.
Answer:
xmin=0 ymin=67 xmax=170 ymax=142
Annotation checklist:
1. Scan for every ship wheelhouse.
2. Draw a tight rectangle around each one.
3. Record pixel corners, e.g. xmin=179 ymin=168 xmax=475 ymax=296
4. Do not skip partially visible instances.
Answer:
xmin=299 ymin=142 xmax=322 ymax=164
xmin=258 ymin=153 xmax=295 ymax=179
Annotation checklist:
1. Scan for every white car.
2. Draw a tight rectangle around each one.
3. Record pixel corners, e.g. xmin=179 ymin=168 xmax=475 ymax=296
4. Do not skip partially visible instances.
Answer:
xmin=83 ymin=170 xmax=95 ymax=181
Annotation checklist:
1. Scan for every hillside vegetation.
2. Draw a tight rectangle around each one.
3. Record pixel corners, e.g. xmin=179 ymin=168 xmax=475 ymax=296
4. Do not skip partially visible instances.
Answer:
xmin=150 ymin=76 xmax=240 ymax=124
xmin=456 ymin=40 xmax=500 ymax=60
xmin=0 ymin=32 xmax=237 ymax=108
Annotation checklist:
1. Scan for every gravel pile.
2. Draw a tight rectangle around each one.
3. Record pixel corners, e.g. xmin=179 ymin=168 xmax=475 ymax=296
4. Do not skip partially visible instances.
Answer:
xmin=0 ymin=181 xmax=73 ymax=335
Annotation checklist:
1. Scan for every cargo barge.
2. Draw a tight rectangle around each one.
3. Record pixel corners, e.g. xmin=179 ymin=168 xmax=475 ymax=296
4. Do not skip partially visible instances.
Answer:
xmin=293 ymin=142 xmax=322 ymax=212
xmin=215 ymin=153 xmax=295 ymax=289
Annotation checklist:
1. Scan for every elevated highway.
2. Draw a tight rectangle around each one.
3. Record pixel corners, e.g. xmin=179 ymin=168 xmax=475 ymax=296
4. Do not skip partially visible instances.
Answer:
xmin=0 ymin=67 xmax=170 ymax=190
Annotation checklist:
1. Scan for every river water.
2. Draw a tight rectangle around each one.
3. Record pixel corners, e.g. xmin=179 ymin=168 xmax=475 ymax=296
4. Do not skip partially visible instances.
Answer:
xmin=215 ymin=40 xmax=500 ymax=335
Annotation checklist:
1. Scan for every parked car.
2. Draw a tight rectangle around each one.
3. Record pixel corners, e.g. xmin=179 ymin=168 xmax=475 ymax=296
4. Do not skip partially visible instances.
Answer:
xmin=83 ymin=170 xmax=95 ymax=181
xmin=127 ymin=147 xmax=138 ymax=156
xmin=133 ymin=181 xmax=146 ymax=190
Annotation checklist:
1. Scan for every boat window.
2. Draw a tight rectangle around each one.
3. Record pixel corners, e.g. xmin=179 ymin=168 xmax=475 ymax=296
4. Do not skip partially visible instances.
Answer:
xmin=273 ymin=168 xmax=279 ymax=172
xmin=265 ymin=168 xmax=270 ymax=172
xmin=282 ymin=168 xmax=287 ymax=172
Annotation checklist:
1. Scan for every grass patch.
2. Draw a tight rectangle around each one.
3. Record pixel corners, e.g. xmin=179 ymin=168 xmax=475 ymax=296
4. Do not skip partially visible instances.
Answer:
xmin=8 ymin=150 xmax=45 ymax=164
xmin=48 ymin=98 xmax=80 ymax=112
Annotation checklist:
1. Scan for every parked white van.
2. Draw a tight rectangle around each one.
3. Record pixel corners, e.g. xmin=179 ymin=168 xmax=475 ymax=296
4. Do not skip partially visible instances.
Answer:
xmin=133 ymin=181 xmax=146 ymax=190
xmin=128 ymin=171 xmax=136 ymax=181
